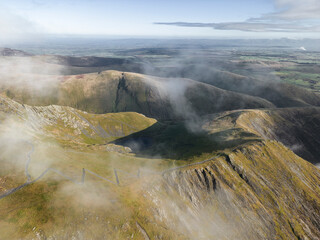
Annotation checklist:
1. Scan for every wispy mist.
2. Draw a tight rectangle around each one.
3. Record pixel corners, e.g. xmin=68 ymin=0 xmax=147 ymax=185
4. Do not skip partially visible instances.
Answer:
xmin=0 ymin=6 xmax=41 ymax=45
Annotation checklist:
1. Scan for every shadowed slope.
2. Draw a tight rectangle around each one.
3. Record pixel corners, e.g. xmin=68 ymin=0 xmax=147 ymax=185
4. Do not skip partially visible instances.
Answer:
xmin=114 ymin=107 xmax=320 ymax=164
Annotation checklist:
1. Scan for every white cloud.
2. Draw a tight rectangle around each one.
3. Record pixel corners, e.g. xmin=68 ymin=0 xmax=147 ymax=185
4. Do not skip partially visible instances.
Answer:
xmin=155 ymin=0 xmax=320 ymax=33
xmin=271 ymin=0 xmax=320 ymax=20
xmin=155 ymin=21 xmax=320 ymax=33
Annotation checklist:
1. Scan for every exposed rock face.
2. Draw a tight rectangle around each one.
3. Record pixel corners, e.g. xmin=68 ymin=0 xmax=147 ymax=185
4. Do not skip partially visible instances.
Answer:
xmin=106 ymin=144 xmax=132 ymax=154
xmin=150 ymin=141 xmax=320 ymax=239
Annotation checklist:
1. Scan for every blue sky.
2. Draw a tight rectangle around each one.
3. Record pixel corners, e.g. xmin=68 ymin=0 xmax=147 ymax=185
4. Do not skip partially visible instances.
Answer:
xmin=1 ymin=0 xmax=320 ymax=39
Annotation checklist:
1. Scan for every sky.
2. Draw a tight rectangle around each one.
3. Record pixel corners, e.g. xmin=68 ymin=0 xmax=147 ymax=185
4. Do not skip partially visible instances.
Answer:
xmin=1 ymin=0 xmax=320 ymax=41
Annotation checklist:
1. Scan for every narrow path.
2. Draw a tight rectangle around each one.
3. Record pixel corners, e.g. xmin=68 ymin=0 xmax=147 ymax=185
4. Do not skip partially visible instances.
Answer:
xmin=136 ymin=221 xmax=151 ymax=240
xmin=25 ymin=141 xmax=34 ymax=182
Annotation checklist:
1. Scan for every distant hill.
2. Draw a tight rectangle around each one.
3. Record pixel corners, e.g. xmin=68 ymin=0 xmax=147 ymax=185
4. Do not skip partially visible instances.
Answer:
xmin=176 ymin=66 xmax=320 ymax=108
xmin=2 ymin=51 xmax=320 ymax=110
xmin=0 ymin=48 xmax=32 ymax=57
xmin=41 ymin=55 xmax=128 ymax=67
xmin=2 ymin=70 xmax=275 ymax=120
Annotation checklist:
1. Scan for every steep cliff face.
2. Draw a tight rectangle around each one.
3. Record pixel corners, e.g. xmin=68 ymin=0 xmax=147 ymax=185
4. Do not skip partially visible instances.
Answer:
xmin=149 ymin=141 xmax=320 ymax=239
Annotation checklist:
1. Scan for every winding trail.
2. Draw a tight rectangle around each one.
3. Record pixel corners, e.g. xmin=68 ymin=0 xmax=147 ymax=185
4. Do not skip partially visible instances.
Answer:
xmin=25 ymin=142 xmax=34 ymax=182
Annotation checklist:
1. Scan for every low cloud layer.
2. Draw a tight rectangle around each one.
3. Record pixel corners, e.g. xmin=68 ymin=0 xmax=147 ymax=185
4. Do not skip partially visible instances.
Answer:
xmin=155 ymin=0 xmax=320 ymax=33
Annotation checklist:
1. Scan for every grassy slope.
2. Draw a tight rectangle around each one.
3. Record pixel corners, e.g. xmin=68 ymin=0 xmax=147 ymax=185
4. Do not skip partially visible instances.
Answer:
xmin=158 ymin=140 xmax=320 ymax=239
xmin=2 ymin=70 xmax=275 ymax=120
xmin=46 ymin=110 xmax=157 ymax=146
xmin=1 ymin=139 xmax=320 ymax=239
xmin=0 ymin=94 xmax=157 ymax=147
xmin=0 ymin=145 xmax=177 ymax=240
xmin=0 ymin=96 xmax=320 ymax=239
xmin=0 ymin=96 xmax=180 ymax=239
